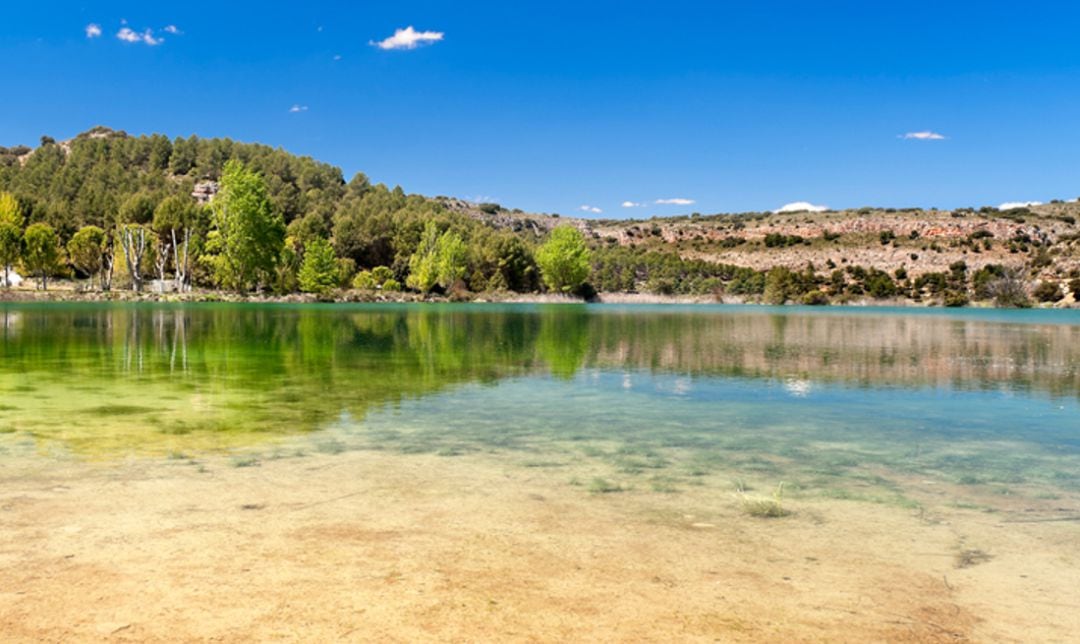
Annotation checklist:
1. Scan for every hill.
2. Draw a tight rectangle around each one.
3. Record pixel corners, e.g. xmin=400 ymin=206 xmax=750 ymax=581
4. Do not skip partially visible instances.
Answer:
xmin=1 ymin=127 xmax=1078 ymax=306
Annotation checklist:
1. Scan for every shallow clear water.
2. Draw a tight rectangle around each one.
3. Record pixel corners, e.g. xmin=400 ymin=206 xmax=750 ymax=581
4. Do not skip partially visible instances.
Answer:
xmin=1 ymin=302 xmax=1078 ymax=507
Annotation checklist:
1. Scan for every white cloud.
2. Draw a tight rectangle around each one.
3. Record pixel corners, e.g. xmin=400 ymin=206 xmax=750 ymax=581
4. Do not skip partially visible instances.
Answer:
xmin=333 ymin=54 xmax=342 ymax=61
xmin=372 ymin=26 xmax=444 ymax=50
xmin=289 ymin=105 xmax=309 ymax=113
xmin=163 ymin=25 xmax=182 ymax=35
xmin=655 ymin=198 xmax=695 ymax=206
xmin=998 ymin=201 xmax=1042 ymax=210
xmin=621 ymin=201 xmax=645 ymax=208
xmin=775 ymin=201 xmax=828 ymax=213
xmin=901 ymin=131 xmax=946 ymax=140
xmin=579 ymin=205 xmax=602 ymax=214
xmin=85 ymin=23 xmax=102 ymax=39
xmin=117 ymin=27 xmax=162 ymax=46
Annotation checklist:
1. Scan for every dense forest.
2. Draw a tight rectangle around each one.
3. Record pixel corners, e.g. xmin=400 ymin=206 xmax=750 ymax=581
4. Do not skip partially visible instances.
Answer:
xmin=1 ymin=126 xmax=1078 ymax=306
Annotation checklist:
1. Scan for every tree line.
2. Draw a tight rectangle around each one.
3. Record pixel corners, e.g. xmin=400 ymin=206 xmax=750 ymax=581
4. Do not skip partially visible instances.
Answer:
xmin=2 ymin=127 xmax=1073 ymax=305
xmin=0 ymin=128 xmax=591 ymax=296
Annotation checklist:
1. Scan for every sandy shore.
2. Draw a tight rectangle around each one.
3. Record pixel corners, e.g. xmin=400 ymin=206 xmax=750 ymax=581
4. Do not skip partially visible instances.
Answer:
xmin=2 ymin=448 xmax=1078 ymax=642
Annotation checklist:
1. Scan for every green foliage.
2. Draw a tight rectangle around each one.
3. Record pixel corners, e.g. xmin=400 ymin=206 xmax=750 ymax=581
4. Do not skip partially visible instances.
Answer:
xmin=468 ymin=230 xmax=538 ymax=292
xmin=763 ymin=267 xmax=799 ymax=304
xmin=1033 ymin=281 xmax=1063 ymax=303
xmin=298 ymin=238 xmax=339 ymax=294
xmin=864 ymin=268 xmax=898 ymax=298
xmin=352 ymin=270 xmax=377 ymax=290
xmin=335 ymin=257 xmax=357 ymax=287
xmin=0 ymin=222 xmax=21 ymax=286
xmin=371 ymin=265 xmax=394 ymax=284
xmin=406 ymin=222 xmax=468 ymax=292
xmin=273 ymin=239 xmax=301 ymax=294
xmin=435 ymin=231 xmax=467 ymax=289
xmin=67 ymin=226 xmax=107 ymax=282
xmin=536 ymin=225 xmax=591 ymax=293
xmin=152 ymin=195 xmax=198 ymax=234
xmin=406 ymin=222 xmax=442 ymax=293
xmin=22 ymin=222 xmax=61 ymax=289
xmin=118 ymin=191 xmax=159 ymax=225
xmin=943 ymin=290 xmax=970 ymax=307
xmin=0 ymin=191 xmax=23 ymax=227
xmin=764 ymin=233 xmax=805 ymax=248
xmin=207 ymin=160 xmax=285 ymax=292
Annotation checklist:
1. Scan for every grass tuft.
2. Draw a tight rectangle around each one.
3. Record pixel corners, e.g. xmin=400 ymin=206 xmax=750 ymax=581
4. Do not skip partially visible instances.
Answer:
xmin=588 ymin=478 xmax=625 ymax=494
xmin=740 ymin=482 xmax=789 ymax=518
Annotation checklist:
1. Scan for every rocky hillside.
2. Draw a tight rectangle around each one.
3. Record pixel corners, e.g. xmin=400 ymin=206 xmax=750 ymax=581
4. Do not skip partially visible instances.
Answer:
xmin=2 ymin=127 xmax=1078 ymax=305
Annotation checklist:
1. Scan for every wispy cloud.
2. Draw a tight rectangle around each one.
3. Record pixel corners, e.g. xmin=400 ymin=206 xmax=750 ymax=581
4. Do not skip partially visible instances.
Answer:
xmin=579 ymin=205 xmax=602 ymax=214
xmin=775 ymin=201 xmax=828 ymax=213
xmin=289 ymin=105 xmax=309 ymax=113
xmin=621 ymin=201 xmax=645 ymax=208
xmin=901 ymin=131 xmax=946 ymax=140
xmin=85 ymin=23 xmax=102 ymax=39
xmin=163 ymin=25 xmax=182 ymax=35
xmin=655 ymin=198 xmax=695 ymax=206
xmin=372 ymin=26 xmax=444 ymax=50
xmin=998 ymin=201 xmax=1042 ymax=210
xmin=117 ymin=27 xmax=163 ymax=46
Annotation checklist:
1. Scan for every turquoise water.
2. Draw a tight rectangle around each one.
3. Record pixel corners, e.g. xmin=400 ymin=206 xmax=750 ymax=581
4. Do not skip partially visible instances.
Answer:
xmin=1 ymin=302 xmax=1078 ymax=507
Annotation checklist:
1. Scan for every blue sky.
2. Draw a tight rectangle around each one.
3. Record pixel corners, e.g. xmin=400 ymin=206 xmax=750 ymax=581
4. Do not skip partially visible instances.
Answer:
xmin=2 ymin=1 xmax=1079 ymax=217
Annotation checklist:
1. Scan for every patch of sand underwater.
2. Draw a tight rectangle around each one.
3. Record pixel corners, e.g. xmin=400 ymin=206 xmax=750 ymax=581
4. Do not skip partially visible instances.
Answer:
xmin=1 ymin=450 xmax=1078 ymax=642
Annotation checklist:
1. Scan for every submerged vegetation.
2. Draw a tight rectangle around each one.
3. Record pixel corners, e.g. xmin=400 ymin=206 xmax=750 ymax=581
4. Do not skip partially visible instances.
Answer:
xmin=739 ymin=483 xmax=789 ymax=518
xmin=1 ymin=127 xmax=1078 ymax=306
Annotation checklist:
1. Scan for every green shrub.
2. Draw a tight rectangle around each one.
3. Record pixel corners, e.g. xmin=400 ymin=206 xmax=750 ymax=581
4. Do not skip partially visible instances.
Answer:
xmin=298 ymin=238 xmax=339 ymax=294
xmin=943 ymin=290 xmax=970 ymax=307
xmin=352 ymin=270 xmax=376 ymax=290
xmin=1033 ymin=281 xmax=1063 ymax=303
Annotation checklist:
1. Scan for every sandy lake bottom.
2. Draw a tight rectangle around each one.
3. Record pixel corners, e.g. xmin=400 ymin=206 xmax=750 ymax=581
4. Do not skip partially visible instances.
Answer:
xmin=2 ymin=445 xmax=1079 ymax=643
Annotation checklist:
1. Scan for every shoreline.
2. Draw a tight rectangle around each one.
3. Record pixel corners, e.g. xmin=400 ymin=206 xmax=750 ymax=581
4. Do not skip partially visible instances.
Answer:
xmin=0 ymin=286 xmax=1076 ymax=309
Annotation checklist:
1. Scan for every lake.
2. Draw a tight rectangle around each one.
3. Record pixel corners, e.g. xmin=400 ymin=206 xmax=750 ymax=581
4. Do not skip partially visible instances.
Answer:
xmin=2 ymin=303 xmax=1078 ymax=641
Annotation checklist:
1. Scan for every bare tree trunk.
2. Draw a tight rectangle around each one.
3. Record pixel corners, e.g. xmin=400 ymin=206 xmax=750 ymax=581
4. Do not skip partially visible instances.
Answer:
xmin=120 ymin=227 xmax=147 ymax=292
xmin=102 ymin=251 xmax=114 ymax=292
xmin=156 ymin=238 xmax=171 ymax=287
xmin=171 ymin=228 xmax=191 ymax=292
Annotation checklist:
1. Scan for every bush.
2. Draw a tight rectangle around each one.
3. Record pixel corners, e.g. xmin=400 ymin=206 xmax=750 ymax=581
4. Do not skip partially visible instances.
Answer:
xmin=801 ymin=290 xmax=829 ymax=305
xmin=371 ymin=265 xmax=394 ymax=284
xmin=352 ymin=270 xmax=377 ymax=290
xmin=1069 ymin=278 xmax=1080 ymax=300
xmin=988 ymin=273 xmax=1031 ymax=308
xmin=381 ymin=278 xmax=401 ymax=292
xmin=536 ymin=225 xmax=591 ymax=293
xmin=943 ymin=290 xmax=970 ymax=307
xmin=1033 ymin=281 xmax=1063 ymax=303
xmin=335 ymin=257 xmax=357 ymax=287
xmin=298 ymin=238 xmax=339 ymax=294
